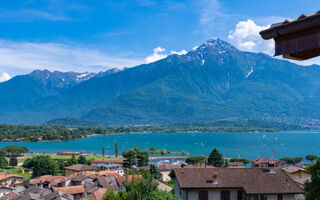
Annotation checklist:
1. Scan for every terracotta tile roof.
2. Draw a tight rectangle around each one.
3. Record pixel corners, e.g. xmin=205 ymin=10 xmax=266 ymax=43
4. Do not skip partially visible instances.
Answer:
xmin=0 ymin=173 xmax=23 ymax=181
xmin=53 ymin=185 xmax=85 ymax=195
xmin=153 ymin=179 xmax=172 ymax=192
xmin=183 ymin=164 xmax=214 ymax=168
xmin=227 ymin=162 xmax=244 ymax=167
xmin=115 ymin=175 xmax=143 ymax=187
xmin=88 ymin=188 xmax=107 ymax=200
xmin=295 ymin=177 xmax=311 ymax=185
xmin=282 ymin=166 xmax=306 ymax=174
xmin=1 ymin=192 xmax=19 ymax=200
xmin=158 ymin=164 xmax=180 ymax=171
xmin=29 ymin=175 xmax=67 ymax=186
xmin=170 ymin=168 xmax=305 ymax=194
xmin=64 ymin=164 xmax=96 ymax=171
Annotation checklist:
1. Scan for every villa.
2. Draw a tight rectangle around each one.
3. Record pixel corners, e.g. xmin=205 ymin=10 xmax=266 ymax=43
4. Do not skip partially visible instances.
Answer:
xmin=170 ymin=168 xmax=304 ymax=200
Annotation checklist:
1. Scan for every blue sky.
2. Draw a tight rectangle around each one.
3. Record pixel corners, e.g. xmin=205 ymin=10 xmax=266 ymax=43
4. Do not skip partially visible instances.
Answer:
xmin=0 ymin=0 xmax=320 ymax=81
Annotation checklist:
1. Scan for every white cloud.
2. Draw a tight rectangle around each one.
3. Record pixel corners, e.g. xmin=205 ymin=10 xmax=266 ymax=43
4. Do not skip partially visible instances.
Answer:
xmin=0 ymin=72 xmax=11 ymax=83
xmin=170 ymin=50 xmax=187 ymax=55
xmin=228 ymin=19 xmax=274 ymax=54
xmin=0 ymin=40 xmax=144 ymax=75
xmin=145 ymin=47 xmax=167 ymax=64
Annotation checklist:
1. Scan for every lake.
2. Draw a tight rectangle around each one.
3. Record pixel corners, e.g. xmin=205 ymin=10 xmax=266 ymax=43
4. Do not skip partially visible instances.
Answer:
xmin=0 ymin=131 xmax=319 ymax=160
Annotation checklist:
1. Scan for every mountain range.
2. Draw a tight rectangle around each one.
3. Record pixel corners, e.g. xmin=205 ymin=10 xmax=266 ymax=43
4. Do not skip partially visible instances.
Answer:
xmin=2 ymin=39 xmax=320 ymax=126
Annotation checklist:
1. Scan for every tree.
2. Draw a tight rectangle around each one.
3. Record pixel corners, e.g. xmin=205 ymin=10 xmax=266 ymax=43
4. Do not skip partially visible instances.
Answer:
xmin=185 ymin=156 xmax=206 ymax=166
xmin=208 ymin=148 xmax=224 ymax=167
xmin=22 ymin=158 xmax=33 ymax=169
xmin=0 ymin=157 xmax=8 ymax=169
xmin=149 ymin=164 xmax=162 ymax=180
xmin=0 ymin=150 xmax=6 ymax=157
xmin=280 ymin=157 xmax=303 ymax=165
xmin=102 ymin=146 xmax=105 ymax=160
xmin=305 ymin=158 xmax=320 ymax=200
xmin=9 ymin=157 xmax=18 ymax=167
xmin=230 ymin=158 xmax=250 ymax=165
xmin=68 ymin=154 xmax=77 ymax=166
xmin=306 ymin=155 xmax=318 ymax=163
xmin=134 ymin=144 xmax=140 ymax=152
xmin=115 ymin=142 xmax=119 ymax=158
xmin=123 ymin=149 xmax=136 ymax=168
xmin=77 ymin=155 xmax=87 ymax=164
xmin=136 ymin=151 xmax=149 ymax=167
xmin=31 ymin=155 xmax=58 ymax=177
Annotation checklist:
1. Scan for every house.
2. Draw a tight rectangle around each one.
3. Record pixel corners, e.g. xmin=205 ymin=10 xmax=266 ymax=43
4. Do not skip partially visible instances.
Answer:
xmin=96 ymin=175 xmax=120 ymax=191
xmin=0 ymin=192 xmax=19 ymax=200
xmin=88 ymin=188 xmax=107 ymax=200
xmin=53 ymin=185 xmax=85 ymax=200
xmin=153 ymin=179 xmax=172 ymax=192
xmin=294 ymin=177 xmax=311 ymax=189
xmin=282 ymin=166 xmax=311 ymax=180
xmin=0 ymin=187 xmax=13 ymax=198
xmin=29 ymin=175 xmax=68 ymax=188
xmin=158 ymin=164 xmax=180 ymax=182
xmin=227 ymin=162 xmax=244 ymax=168
xmin=64 ymin=164 xmax=97 ymax=176
xmin=170 ymin=168 xmax=305 ymax=200
xmin=260 ymin=11 xmax=320 ymax=60
xmin=92 ymin=163 xmax=124 ymax=176
xmin=251 ymin=158 xmax=285 ymax=168
xmin=0 ymin=174 xmax=23 ymax=188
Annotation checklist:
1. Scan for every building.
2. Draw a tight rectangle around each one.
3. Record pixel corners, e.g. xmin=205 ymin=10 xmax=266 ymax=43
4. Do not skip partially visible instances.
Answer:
xmin=251 ymin=158 xmax=285 ymax=168
xmin=0 ymin=174 xmax=23 ymax=189
xmin=53 ymin=185 xmax=85 ymax=200
xmin=64 ymin=164 xmax=97 ymax=176
xmin=29 ymin=175 xmax=68 ymax=188
xmin=170 ymin=168 xmax=304 ymax=200
xmin=90 ymin=159 xmax=124 ymax=166
xmin=282 ymin=166 xmax=311 ymax=181
xmin=91 ymin=163 xmax=124 ymax=176
xmin=227 ymin=162 xmax=244 ymax=168
xmin=158 ymin=164 xmax=180 ymax=182
xmin=260 ymin=11 xmax=320 ymax=60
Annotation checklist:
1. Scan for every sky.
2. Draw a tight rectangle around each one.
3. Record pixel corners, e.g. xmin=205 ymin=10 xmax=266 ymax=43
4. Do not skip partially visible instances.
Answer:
xmin=0 ymin=0 xmax=320 ymax=82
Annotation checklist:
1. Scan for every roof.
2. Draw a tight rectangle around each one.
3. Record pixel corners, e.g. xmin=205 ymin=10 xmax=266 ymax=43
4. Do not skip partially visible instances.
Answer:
xmin=97 ymin=176 xmax=119 ymax=190
xmin=90 ymin=159 xmax=124 ymax=164
xmin=158 ymin=164 xmax=179 ymax=171
xmin=53 ymin=185 xmax=85 ymax=195
xmin=71 ymin=174 xmax=92 ymax=182
xmin=282 ymin=166 xmax=306 ymax=174
xmin=227 ymin=162 xmax=244 ymax=167
xmin=1 ymin=192 xmax=19 ymax=200
xmin=170 ymin=168 xmax=305 ymax=194
xmin=295 ymin=177 xmax=311 ymax=185
xmin=252 ymin=158 xmax=280 ymax=165
xmin=260 ymin=11 xmax=320 ymax=40
xmin=30 ymin=175 xmax=67 ymax=186
xmin=64 ymin=164 xmax=96 ymax=171
xmin=88 ymin=188 xmax=107 ymax=200
xmin=115 ymin=175 xmax=143 ymax=187
xmin=0 ymin=173 xmax=23 ymax=181
xmin=183 ymin=164 xmax=214 ymax=168
xmin=153 ymin=179 xmax=172 ymax=192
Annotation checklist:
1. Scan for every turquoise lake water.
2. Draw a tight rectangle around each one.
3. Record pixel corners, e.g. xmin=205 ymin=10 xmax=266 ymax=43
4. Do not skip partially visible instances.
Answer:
xmin=0 ymin=131 xmax=319 ymax=160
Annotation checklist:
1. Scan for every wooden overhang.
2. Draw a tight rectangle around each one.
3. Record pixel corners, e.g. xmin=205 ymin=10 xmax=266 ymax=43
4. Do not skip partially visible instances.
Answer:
xmin=260 ymin=11 xmax=320 ymax=60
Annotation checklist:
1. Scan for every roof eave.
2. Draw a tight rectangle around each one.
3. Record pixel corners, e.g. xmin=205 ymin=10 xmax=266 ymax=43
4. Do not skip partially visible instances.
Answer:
xmin=260 ymin=14 xmax=320 ymax=40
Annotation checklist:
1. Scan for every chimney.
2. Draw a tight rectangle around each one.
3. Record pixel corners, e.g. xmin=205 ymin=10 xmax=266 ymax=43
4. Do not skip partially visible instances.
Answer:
xmin=212 ymin=172 xmax=219 ymax=184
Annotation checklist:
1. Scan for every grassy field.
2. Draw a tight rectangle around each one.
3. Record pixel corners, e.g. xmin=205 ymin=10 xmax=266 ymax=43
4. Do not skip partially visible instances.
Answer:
xmin=0 ymin=168 xmax=32 ymax=180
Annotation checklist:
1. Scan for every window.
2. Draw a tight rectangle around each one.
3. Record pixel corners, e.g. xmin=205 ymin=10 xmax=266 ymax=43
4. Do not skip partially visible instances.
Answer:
xmin=221 ymin=191 xmax=230 ymax=200
xmin=237 ymin=190 xmax=243 ymax=200
xmin=198 ymin=191 xmax=208 ymax=200
xmin=277 ymin=194 xmax=283 ymax=200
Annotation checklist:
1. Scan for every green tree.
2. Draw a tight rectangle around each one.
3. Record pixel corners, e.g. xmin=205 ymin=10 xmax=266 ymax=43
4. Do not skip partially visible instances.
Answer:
xmin=123 ymin=149 xmax=136 ymax=168
xmin=0 ymin=150 xmax=6 ymax=157
xmin=134 ymin=144 xmax=140 ymax=152
xmin=31 ymin=155 xmax=58 ymax=177
xmin=9 ymin=157 xmax=18 ymax=167
xmin=149 ymin=164 xmax=162 ymax=180
xmin=208 ymin=148 xmax=224 ymax=167
xmin=78 ymin=155 xmax=87 ymax=164
xmin=280 ymin=157 xmax=303 ymax=165
xmin=306 ymin=155 xmax=318 ymax=163
xmin=0 ymin=157 xmax=8 ymax=169
xmin=115 ymin=142 xmax=119 ymax=158
xmin=230 ymin=158 xmax=250 ymax=165
xmin=136 ymin=151 xmax=149 ymax=167
xmin=68 ymin=154 xmax=77 ymax=165
xmin=185 ymin=156 xmax=206 ymax=166
xmin=143 ymin=190 xmax=179 ymax=200
xmin=22 ymin=158 xmax=33 ymax=169
xmin=305 ymin=158 xmax=320 ymax=200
